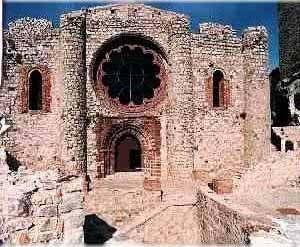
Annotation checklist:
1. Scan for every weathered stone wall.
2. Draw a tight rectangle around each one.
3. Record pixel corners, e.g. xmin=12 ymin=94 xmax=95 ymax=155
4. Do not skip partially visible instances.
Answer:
xmin=243 ymin=27 xmax=270 ymax=164
xmin=1 ymin=18 xmax=62 ymax=170
xmin=0 ymin=150 xmax=84 ymax=244
xmin=279 ymin=3 xmax=300 ymax=78
xmin=60 ymin=13 xmax=87 ymax=175
xmin=196 ymin=188 xmax=264 ymax=244
xmin=192 ymin=23 xmax=246 ymax=181
xmin=1 ymin=3 xmax=270 ymax=187
xmin=79 ymin=4 xmax=194 ymax=182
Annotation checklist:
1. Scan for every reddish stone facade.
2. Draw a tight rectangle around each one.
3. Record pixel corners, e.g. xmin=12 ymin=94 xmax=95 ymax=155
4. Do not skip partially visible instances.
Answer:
xmin=95 ymin=117 xmax=161 ymax=186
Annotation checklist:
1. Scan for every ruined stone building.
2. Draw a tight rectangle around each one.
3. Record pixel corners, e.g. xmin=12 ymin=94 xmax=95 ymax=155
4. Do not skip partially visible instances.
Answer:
xmin=1 ymin=3 xmax=270 ymax=191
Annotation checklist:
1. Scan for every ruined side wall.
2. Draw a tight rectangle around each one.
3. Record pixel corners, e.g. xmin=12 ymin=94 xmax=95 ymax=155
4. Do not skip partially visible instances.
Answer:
xmin=1 ymin=18 xmax=62 ymax=170
xmin=192 ymin=23 xmax=245 ymax=181
xmin=196 ymin=188 xmax=250 ymax=244
xmin=243 ymin=27 xmax=270 ymax=164
xmin=279 ymin=3 xmax=300 ymax=78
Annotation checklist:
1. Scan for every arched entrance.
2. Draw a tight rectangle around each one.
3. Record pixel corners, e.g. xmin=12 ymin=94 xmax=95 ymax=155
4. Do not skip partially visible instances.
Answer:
xmin=115 ymin=134 xmax=142 ymax=172
xmin=102 ymin=127 xmax=145 ymax=175
xmin=96 ymin=118 xmax=162 ymax=191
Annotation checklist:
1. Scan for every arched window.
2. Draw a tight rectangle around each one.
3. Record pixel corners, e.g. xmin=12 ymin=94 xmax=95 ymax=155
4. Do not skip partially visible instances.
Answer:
xmin=212 ymin=70 xmax=224 ymax=107
xmin=28 ymin=70 xmax=42 ymax=110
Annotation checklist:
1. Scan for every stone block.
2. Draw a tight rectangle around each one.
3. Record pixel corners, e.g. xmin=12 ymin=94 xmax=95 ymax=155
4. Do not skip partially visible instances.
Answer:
xmin=31 ymin=190 xmax=56 ymax=205
xmin=63 ymin=229 xmax=84 ymax=244
xmin=7 ymin=196 xmax=32 ymax=217
xmin=37 ymin=231 xmax=55 ymax=243
xmin=42 ymin=180 xmax=57 ymax=190
xmin=59 ymin=191 xmax=83 ymax=213
xmin=143 ymin=177 xmax=161 ymax=191
xmin=34 ymin=217 xmax=57 ymax=232
xmin=61 ymin=177 xmax=82 ymax=193
xmin=7 ymin=217 xmax=33 ymax=231
xmin=62 ymin=209 xmax=85 ymax=230
xmin=192 ymin=170 xmax=210 ymax=183
xmin=34 ymin=205 xmax=57 ymax=217
xmin=212 ymin=178 xmax=233 ymax=194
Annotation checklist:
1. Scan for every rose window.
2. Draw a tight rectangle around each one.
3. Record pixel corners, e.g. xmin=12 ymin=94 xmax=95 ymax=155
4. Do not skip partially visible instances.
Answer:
xmin=98 ymin=45 xmax=165 ymax=110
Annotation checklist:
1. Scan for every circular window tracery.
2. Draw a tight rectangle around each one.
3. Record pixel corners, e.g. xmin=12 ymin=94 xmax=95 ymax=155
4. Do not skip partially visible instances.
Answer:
xmin=97 ymin=44 xmax=166 ymax=112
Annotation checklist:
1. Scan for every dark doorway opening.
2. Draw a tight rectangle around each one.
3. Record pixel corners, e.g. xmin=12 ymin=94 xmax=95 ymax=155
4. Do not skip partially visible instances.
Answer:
xmin=29 ymin=70 xmax=42 ymax=110
xmin=83 ymin=214 xmax=117 ymax=244
xmin=115 ymin=134 xmax=142 ymax=172
xmin=286 ymin=140 xmax=294 ymax=152
xmin=212 ymin=70 xmax=224 ymax=107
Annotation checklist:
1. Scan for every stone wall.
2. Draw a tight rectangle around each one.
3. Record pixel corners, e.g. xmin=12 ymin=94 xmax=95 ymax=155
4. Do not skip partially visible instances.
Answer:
xmin=1 ymin=3 xmax=270 ymax=188
xmin=81 ymin=4 xmax=195 ymax=182
xmin=0 ymin=149 xmax=85 ymax=244
xmin=60 ymin=13 xmax=87 ymax=175
xmin=1 ymin=18 xmax=62 ymax=171
xmin=243 ymin=27 xmax=270 ymax=164
xmin=192 ymin=23 xmax=246 ymax=181
xmin=196 ymin=189 xmax=249 ymax=244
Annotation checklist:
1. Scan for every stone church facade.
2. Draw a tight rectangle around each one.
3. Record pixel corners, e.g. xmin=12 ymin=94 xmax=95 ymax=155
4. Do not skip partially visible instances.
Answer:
xmin=1 ymin=4 xmax=270 ymax=191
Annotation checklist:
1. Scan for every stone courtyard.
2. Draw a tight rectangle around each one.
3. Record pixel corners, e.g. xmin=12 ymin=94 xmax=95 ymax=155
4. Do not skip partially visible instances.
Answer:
xmin=1 ymin=2 xmax=300 ymax=245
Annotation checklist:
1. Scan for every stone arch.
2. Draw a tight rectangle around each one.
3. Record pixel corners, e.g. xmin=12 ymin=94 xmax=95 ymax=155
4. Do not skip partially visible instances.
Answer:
xmin=90 ymin=32 xmax=169 ymax=82
xmin=205 ymin=68 xmax=230 ymax=108
xmin=99 ymin=123 xmax=157 ymax=178
xmin=90 ymin=33 xmax=169 ymax=113
xmin=28 ymin=69 xmax=43 ymax=110
xmin=18 ymin=65 xmax=51 ymax=113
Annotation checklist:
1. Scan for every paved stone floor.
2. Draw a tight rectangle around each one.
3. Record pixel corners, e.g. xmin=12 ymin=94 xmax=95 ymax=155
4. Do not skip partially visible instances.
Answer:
xmin=84 ymin=171 xmax=300 ymax=245
xmin=84 ymin=172 xmax=198 ymax=233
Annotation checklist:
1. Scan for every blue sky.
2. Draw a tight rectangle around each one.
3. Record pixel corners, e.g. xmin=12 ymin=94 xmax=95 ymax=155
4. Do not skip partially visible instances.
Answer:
xmin=3 ymin=1 xmax=279 ymax=70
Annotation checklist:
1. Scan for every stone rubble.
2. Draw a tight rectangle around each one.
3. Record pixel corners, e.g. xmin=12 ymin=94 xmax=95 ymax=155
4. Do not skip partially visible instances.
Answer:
xmin=0 ymin=147 xmax=85 ymax=244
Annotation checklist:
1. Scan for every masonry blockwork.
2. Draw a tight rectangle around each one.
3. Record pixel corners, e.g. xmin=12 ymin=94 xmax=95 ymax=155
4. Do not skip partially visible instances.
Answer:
xmin=1 ymin=4 xmax=270 ymax=190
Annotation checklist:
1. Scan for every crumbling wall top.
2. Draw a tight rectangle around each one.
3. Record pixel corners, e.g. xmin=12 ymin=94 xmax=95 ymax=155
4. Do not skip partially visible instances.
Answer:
xmin=194 ymin=22 xmax=240 ymax=45
xmin=199 ymin=22 xmax=236 ymax=37
xmin=7 ymin=17 xmax=54 ymax=41
xmin=242 ymin=26 xmax=268 ymax=50
xmin=60 ymin=3 xmax=187 ymax=20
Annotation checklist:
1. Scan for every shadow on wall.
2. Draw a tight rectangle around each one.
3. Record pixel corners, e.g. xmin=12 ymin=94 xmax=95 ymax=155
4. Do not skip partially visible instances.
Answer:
xmin=6 ymin=152 xmax=21 ymax=171
xmin=84 ymin=214 xmax=117 ymax=244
